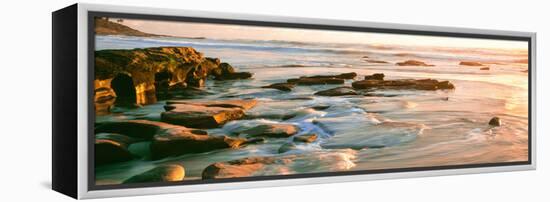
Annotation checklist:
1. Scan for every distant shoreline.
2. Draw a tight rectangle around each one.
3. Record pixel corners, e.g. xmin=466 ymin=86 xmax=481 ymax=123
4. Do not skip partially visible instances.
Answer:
xmin=94 ymin=18 xmax=206 ymax=39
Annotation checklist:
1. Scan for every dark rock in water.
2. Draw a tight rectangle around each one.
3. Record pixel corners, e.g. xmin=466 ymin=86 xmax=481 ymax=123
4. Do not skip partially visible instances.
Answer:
xmin=286 ymin=72 xmax=356 ymax=85
xmin=489 ymin=117 xmax=501 ymax=126
xmin=281 ymin=113 xmax=297 ymax=120
xmin=123 ymin=164 xmax=185 ymax=183
xmin=241 ymin=124 xmax=299 ymax=138
xmin=364 ymin=73 xmax=385 ymax=80
xmin=215 ymin=72 xmax=253 ymax=80
xmin=95 ymin=120 xmax=172 ymax=139
xmin=396 ymin=60 xmax=434 ymax=66
xmin=311 ymin=105 xmax=331 ymax=110
xmin=161 ymin=99 xmax=258 ymax=128
xmin=365 ymin=60 xmax=389 ymax=64
xmin=289 ymin=77 xmax=345 ymax=85
xmin=293 ymin=134 xmax=318 ymax=143
xmin=262 ymin=83 xmax=296 ymax=91
xmin=212 ymin=63 xmax=253 ymax=80
xmin=459 ymin=61 xmax=484 ymax=66
xmin=202 ymin=156 xmax=293 ymax=179
xmin=95 ymin=133 xmax=135 ymax=166
xmin=480 ymin=67 xmax=490 ymax=70
xmin=278 ymin=142 xmax=297 ymax=153
xmin=245 ymin=137 xmax=266 ymax=144
xmin=151 ymin=132 xmax=249 ymax=160
xmin=307 ymin=72 xmax=357 ymax=79
xmin=314 ymin=87 xmax=358 ymax=96
xmin=352 ymin=78 xmax=454 ymax=91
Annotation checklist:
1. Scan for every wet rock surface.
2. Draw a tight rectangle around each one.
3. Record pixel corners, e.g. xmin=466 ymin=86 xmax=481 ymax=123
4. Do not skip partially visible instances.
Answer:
xmin=262 ymin=83 xmax=296 ymax=91
xmin=241 ymin=124 xmax=299 ymax=138
xmin=352 ymin=78 xmax=455 ymax=90
xmin=161 ymin=100 xmax=258 ymax=128
xmin=396 ymin=60 xmax=434 ymax=66
xmin=314 ymin=87 xmax=358 ymax=96
xmin=123 ymin=164 xmax=185 ymax=183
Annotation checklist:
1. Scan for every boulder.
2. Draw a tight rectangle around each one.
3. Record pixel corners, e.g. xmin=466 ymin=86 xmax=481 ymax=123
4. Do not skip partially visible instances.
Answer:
xmin=150 ymin=131 xmax=250 ymax=160
xmin=161 ymin=99 xmax=258 ymax=128
xmin=261 ymin=83 xmax=296 ymax=91
xmin=396 ymin=60 xmax=434 ymax=66
xmin=123 ymin=164 xmax=185 ymax=183
xmin=489 ymin=117 xmax=501 ymax=126
xmin=95 ymin=134 xmax=135 ymax=166
xmin=241 ymin=124 xmax=299 ymax=138
xmin=364 ymin=73 xmax=385 ymax=80
xmin=352 ymin=78 xmax=454 ymax=90
xmin=314 ymin=87 xmax=358 ymax=96
xmin=94 ymin=120 xmax=251 ymax=159
xmin=293 ymin=134 xmax=318 ymax=143
xmin=202 ymin=156 xmax=293 ymax=179
xmin=459 ymin=61 xmax=484 ymax=66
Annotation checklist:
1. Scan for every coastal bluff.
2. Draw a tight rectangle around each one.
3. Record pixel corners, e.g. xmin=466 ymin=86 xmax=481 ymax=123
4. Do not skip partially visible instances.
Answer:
xmin=94 ymin=47 xmax=252 ymax=114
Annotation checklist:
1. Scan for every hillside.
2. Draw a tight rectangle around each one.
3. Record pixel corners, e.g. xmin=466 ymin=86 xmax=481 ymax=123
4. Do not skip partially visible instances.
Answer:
xmin=94 ymin=18 xmax=158 ymax=37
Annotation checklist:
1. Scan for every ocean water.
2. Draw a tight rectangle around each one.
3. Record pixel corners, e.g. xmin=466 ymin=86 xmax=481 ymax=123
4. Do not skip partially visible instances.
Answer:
xmin=95 ymin=35 xmax=529 ymax=184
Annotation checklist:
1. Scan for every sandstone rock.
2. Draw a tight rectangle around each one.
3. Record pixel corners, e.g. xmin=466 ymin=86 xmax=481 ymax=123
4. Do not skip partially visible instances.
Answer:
xmin=314 ymin=87 xmax=358 ymax=96
xmin=150 ymin=131 xmax=249 ymax=160
xmin=396 ymin=60 xmax=434 ymax=66
xmin=95 ymin=133 xmax=135 ymax=166
xmin=161 ymin=100 xmax=258 ymax=128
xmin=480 ymin=67 xmax=490 ymax=70
xmin=202 ymin=156 xmax=293 ymax=179
xmin=123 ymin=164 xmax=185 ymax=183
xmin=364 ymin=73 xmax=385 ymax=80
xmin=95 ymin=120 xmax=173 ymax=139
xmin=293 ymin=134 xmax=318 ymax=143
xmin=241 ymin=124 xmax=299 ymax=138
xmin=352 ymin=78 xmax=454 ymax=90
xmin=489 ymin=117 xmax=501 ymax=126
xmin=262 ymin=83 xmax=296 ymax=91
xmin=459 ymin=61 xmax=484 ymax=66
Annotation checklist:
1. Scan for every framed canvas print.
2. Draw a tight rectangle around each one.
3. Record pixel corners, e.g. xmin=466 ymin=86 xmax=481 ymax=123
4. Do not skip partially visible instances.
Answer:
xmin=52 ymin=3 xmax=536 ymax=199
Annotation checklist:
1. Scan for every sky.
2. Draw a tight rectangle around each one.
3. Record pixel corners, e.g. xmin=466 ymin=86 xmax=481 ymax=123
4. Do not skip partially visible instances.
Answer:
xmin=116 ymin=18 xmax=528 ymax=50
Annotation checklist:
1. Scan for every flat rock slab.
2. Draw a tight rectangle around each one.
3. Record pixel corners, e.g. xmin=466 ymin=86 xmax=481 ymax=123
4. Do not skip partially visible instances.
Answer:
xmin=123 ymin=164 xmax=185 ymax=183
xmin=261 ymin=83 xmax=296 ymax=91
xmin=396 ymin=60 xmax=434 ymax=66
xmin=459 ymin=61 xmax=484 ymax=66
xmin=202 ymin=156 xmax=294 ymax=179
xmin=287 ymin=72 xmax=357 ymax=85
xmin=161 ymin=100 xmax=258 ymax=128
xmin=314 ymin=87 xmax=358 ymax=96
xmin=352 ymin=78 xmax=454 ymax=90
xmin=241 ymin=124 xmax=299 ymax=138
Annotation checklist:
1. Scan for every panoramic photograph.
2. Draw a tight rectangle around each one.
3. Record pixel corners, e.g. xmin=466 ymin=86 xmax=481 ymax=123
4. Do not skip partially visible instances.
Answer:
xmin=93 ymin=17 xmax=529 ymax=186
